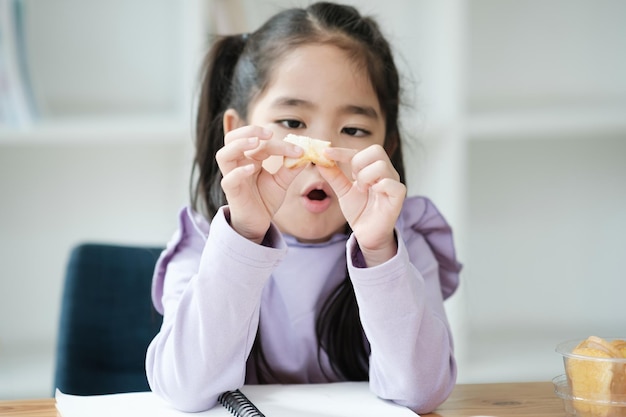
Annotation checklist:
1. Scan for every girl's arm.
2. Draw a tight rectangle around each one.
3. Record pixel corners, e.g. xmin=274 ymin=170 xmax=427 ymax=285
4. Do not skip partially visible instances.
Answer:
xmin=146 ymin=206 xmax=286 ymax=412
xmin=348 ymin=198 xmax=461 ymax=415
xmin=321 ymin=146 xmax=460 ymax=413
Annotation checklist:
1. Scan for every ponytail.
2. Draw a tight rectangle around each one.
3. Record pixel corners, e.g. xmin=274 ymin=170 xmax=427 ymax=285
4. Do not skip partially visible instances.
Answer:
xmin=192 ymin=34 xmax=248 ymax=218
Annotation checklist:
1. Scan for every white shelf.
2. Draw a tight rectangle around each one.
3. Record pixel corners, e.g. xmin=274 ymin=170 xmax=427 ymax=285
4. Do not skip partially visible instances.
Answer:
xmin=0 ymin=115 xmax=192 ymax=146
xmin=1 ymin=0 xmax=207 ymax=147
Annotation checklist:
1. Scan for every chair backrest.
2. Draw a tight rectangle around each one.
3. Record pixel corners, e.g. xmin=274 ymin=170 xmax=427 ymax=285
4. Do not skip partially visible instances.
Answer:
xmin=54 ymin=243 xmax=163 ymax=395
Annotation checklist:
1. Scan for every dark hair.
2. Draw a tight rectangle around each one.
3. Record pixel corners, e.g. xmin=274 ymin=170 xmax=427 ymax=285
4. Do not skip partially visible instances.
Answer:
xmin=192 ymin=2 xmax=405 ymax=383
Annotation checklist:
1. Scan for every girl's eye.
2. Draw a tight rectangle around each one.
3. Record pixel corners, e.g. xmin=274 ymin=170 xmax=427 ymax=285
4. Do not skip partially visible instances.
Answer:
xmin=278 ymin=119 xmax=305 ymax=129
xmin=341 ymin=127 xmax=370 ymax=137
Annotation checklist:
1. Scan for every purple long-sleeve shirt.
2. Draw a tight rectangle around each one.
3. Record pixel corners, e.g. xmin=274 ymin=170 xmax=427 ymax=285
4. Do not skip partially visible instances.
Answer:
xmin=145 ymin=196 xmax=462 ymax=414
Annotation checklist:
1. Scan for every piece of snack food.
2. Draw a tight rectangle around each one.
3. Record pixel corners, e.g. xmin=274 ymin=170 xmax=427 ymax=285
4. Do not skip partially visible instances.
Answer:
xmin=612 ymin=340 xmax=626 ymax=358
xmin=566 ymin=336 xmax=626 ymax=417
xmin=283 ymin=134 xmax=335 ymax=168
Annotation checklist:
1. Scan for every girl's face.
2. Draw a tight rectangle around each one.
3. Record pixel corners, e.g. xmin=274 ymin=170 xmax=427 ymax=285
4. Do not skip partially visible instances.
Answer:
xmin=249 ymin=44 xmax=386 ymax=243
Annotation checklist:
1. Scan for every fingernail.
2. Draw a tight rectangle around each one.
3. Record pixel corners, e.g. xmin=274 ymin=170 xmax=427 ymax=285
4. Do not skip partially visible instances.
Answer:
xmin=290 ymin=144 xmax=304 ymax=156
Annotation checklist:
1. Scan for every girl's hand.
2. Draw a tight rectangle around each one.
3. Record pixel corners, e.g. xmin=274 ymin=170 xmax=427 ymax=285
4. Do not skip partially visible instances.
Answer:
xmin=318 ymin=145 xmax=407 ymax=266
xmin=215 ymin=125 xmax=304 ymax=244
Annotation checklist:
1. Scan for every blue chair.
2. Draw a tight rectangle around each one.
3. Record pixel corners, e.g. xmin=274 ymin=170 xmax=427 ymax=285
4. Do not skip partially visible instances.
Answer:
xmin=54 ymin=243 xmax=163 ymax=395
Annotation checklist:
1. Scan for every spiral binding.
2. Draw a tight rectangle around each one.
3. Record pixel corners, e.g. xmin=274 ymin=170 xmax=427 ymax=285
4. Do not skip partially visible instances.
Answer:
xmin=218 ymin=389 xmax=266 ymax=417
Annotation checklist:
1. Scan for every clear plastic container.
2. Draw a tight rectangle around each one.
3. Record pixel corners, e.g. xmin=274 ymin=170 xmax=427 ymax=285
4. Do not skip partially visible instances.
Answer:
xmin=553 ymin=374 xmax=626 ymax=417
xmin=554 ymin=338 xmax=626 ymax=417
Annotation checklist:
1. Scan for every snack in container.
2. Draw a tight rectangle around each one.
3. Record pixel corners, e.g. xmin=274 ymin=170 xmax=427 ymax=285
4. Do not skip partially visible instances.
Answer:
xmin=555 ymin=336 xmax=626 ymax=417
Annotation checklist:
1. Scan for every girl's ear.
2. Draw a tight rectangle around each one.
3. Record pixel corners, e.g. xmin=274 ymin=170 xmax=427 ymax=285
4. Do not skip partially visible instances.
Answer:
xmin=223 ymin=108 xmax=245 ymax=134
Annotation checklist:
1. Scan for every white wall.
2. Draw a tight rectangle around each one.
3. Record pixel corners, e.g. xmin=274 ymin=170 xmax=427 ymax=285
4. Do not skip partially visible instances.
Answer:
xmin=463 ymin=134 xmax=626 ymax=383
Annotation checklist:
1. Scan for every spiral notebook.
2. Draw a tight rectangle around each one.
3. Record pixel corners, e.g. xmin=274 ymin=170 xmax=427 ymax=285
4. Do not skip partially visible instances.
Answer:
xmin=56 ymin=382 xmax=418 ymax=417
xmin=219 ymin=389 xmax=266 ymax=416
xmin=216 ymin=382 xmax=417 ymax=417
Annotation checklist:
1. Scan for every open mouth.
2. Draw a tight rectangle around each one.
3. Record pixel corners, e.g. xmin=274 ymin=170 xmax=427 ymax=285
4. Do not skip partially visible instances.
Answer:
xmin=306 ymin=189 xmax=328 ymax=201
xmin=301 ymin=183 xmax=332 ymax=214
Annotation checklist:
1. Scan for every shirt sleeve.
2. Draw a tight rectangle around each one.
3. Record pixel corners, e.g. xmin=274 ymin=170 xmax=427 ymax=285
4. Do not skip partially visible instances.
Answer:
xmin=346 ymin=196 xmax=462 ymax=414
xmin=145 ymin=206 xmax=287 ymax=412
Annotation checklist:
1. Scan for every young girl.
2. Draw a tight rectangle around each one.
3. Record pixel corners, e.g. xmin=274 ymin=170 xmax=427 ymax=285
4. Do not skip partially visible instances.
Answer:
xmin=146 ymin=2 xmax=462 ymax=414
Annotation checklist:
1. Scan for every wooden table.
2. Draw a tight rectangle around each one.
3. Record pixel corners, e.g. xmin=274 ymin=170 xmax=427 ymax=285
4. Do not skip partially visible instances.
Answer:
xmin=427 ymin=381 xmax=563 ymax=416
xmin=0 ymin=398 xmax=54 ymax=417
xmin=0 ymin=381 xmax=564 ymax=416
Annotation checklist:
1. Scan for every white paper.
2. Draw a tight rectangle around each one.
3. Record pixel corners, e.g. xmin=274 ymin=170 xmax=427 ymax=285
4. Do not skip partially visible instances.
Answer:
xmin=240 ymin=382 xmax=418 ymax=417
xmin=55 ymin=389 xmax=230 ymax=417
xmin=55 ymin=382 xmax=418 ymax=417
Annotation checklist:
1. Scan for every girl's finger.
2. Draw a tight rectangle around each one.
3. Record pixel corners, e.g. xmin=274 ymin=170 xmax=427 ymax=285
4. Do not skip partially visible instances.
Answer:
xmin=370 ymin=177 xmax=407 ymax=201
xmin=350 ymin=145 xmax=399 ymax=181
xmin=316 ymin=164 xmax=354 ymax=198
xmin=271 ymin=163 xmax=308 ymax=190
xmin=244 ymin=138 xmax=303 ymax=161
xmin=323 ymin=147 xmax=358 ymax=164
xmin=353 ymin=159 xmax=391 ymax=192
xmin=216 ymin=136 xmax=260 ymax=173
xmin=223 ymin=125 xmax=272 ymax=145
xmin=220 ymin=164 xmax=257 ymax=196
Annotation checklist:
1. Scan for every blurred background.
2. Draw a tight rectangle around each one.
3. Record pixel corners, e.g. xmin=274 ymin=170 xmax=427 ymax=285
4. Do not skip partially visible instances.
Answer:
xmin=1 ymin=0 xmax=625 ymax=399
